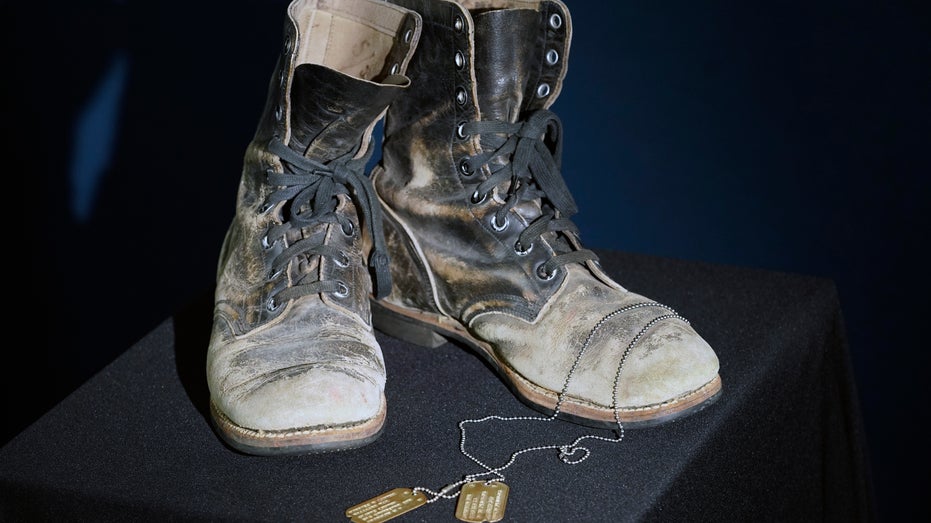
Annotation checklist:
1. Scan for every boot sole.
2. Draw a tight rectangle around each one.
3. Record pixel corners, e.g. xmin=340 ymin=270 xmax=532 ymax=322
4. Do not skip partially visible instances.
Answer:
xmin=209 ymin=395 xmax=387 ymax=455
xmin=372 ymin=299 xmax=722 ymax=428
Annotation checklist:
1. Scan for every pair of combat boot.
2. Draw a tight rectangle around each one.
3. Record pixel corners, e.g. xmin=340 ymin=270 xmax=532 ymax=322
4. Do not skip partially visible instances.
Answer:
xmin=206 ymin=0 xmax=722 ymax=456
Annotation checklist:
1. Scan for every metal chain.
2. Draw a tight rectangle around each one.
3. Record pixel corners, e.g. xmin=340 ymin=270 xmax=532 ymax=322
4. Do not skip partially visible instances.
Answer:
xmin=413 ymin=301 xmax=689 ymax=502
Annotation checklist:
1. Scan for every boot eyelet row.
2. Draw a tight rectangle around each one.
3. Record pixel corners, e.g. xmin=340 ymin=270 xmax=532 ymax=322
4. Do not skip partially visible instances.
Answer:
xmin=514 ymin=241 xmax=533 ymax=256
xmin=536 ymin=263 xmax=557 ymax=281
xmin=333 ymin=281 xmax=350 ymax=298
xmin=491 ymin=214 xmax=510 ymax=232
xmin=470 ymin=190 xmax=487 ymax=204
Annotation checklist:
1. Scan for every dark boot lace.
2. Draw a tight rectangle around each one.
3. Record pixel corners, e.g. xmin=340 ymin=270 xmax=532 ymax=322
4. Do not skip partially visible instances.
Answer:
xmin=460 ymin=109 xmax=597 ymax=279
xmin=260 ymin=138 xmax=391 ymax=311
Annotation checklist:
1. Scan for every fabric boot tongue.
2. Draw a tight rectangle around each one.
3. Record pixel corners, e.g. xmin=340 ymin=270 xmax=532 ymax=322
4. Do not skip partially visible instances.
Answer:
xmin=472 ymin=9 xmax=573 ymax=255
xmin=288 ymin=63 xmax=405 ymax=161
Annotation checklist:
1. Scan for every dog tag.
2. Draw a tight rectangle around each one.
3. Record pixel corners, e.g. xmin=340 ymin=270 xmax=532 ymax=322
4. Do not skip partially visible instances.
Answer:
xmin=454 ymin=481 xmax=509 ymax=522
xmin=345 ymin=488 xmax=427 ymax=523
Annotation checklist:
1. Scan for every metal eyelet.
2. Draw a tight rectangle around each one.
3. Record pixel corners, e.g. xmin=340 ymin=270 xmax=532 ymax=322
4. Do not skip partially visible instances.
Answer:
xmin=274 ymin=104 xmax=283 ymax=121
xmin=404 ymin=29 xmax=413 ymax=43
xmin=514 ymin=241 xmax=533 ymax=256
xmin=458 ymin=158 xmax=474 ymax=176
xmin=491 ymin=214 xmax=510 ymax=232
xmin=390 ymin=63 xmax=400 ymax=75
xmin=333 ymin=281 xmax=350 ymax=298
xmin=455 ymin=51 xmax=465 ymax=69
xmin=454 ymin=15 xmax=464 ymax=33
xmin=456 ymin=122 xmax=469 ymax=140
xmin=334 ymin=251 xmax=350 ymax=268
xmin=266 ymin=296 xmax=281 ymax=312
xmin=455 ymin=87 xmax=468 ymax=106
xmin=342 ymin=221 xmax=355 ymax=237
xmin=546 ymin=49 xmax=559 ymax=65
xmin=470 ymin=190 xmax=487 ymax=204
xmin=549 ymin=13 xmax=563 ymax=29
xmin=278 ymin=68 xmax=286 ymax=87
xmin=261 ymin=234 xmax=275 ymax=250
xmin=536 ymin=83 xmax=551 ymax=98
xmin=258 ymin=202 xmax=274 ymax=215
xmin=283 ymin=37 xmax=293 ymax=54
xmin=536 ymin=263 xmax=557 ymax=281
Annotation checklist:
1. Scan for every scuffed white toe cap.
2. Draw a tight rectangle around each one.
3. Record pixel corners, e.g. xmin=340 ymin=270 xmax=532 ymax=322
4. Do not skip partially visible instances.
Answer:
xmin=609 ymin=320 xmax=720 ymax=409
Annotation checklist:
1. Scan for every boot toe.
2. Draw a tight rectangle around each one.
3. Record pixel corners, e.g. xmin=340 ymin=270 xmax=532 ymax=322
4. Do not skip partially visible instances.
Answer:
xmin=223 ymin=363 xmax=384 ymax=432
xmin=612 ymin=320 xmax=720 ymax=409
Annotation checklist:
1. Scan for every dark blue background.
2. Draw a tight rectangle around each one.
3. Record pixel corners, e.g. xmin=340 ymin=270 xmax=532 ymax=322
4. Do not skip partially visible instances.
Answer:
xmin=12 ymin=0 xmax=928 ymax=520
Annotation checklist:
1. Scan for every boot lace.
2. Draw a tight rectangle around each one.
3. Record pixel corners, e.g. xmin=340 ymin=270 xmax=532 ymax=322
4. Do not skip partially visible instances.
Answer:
xmin=461 ymin=109 xmax=597 ymax=278
xmin=260 ymin=138 xmax=391 ymax=311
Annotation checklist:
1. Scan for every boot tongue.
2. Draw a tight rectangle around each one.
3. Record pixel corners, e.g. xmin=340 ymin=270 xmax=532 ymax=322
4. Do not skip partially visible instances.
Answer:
xmin=473 ymin=9 xmax=575 ymax=255
xmin=472 ymin=9 xmax=543 ymax=124
xmin=288 ymin=63 xmax=407 ymax=161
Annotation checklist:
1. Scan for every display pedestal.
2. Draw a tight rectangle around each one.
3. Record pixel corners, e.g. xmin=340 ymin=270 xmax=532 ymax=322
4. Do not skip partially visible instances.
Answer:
xmin=0 ymin=250 xmax=874 ymax=521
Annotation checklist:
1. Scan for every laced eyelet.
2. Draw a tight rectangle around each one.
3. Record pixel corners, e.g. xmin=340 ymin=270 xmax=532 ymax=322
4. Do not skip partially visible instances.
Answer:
xmin=258 ymin=202 xmax=274 ymax=215
xmin=459 ymin=158 xmax=474 ymax=176
xmin=514 ymin=240 xmax=533 ymax=256
xmin=470 ymin=190 xmax=487 ymax=204
xmin=455 ymin=50 xmax=465 ymax=69
xmin=491 ymin=214 xmax=510 ymax=232
xmin=536 ymin=263 xmax=557 ymax=281
xmin=342 ymin=221 xmax=355 ymax=237
xmin=334 ymin=251 xmax=350 ymax=268
xmin=266 ymin=296 xmax=281 ymax=312
xmin=456 ymin=122 xmax=469 ymax=140
xmin=269 ymin=267 xmax=283 ymax=280
xmin=390 ymin=63 xmax=400 ymax=75
xmin=333 ymin=281 xmax=350 ymax=298
xmin=549 ymin=13 xmax=563 ymax=29
xmin=261 ymin=234 xmax=276 ymax=250
xmin=546 ymin=49 xmax=559 ymax=65
xmin=454 ymin=15 xmax=464 ymax=32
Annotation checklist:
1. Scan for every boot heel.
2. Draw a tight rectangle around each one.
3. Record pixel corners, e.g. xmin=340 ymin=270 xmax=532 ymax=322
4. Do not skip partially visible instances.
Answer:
xmin=371 ymin=301 xmax=447 ymax=348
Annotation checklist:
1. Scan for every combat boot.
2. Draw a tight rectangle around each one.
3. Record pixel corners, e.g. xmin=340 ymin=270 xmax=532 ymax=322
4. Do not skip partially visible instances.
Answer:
xmin=372 ymin=0 xmax=721 ymax=427
xmin=207 ymin=0 xmax=421 ymax=454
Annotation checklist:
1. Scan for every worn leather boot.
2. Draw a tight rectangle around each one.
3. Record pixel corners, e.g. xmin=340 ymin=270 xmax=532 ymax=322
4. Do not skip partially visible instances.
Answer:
xmin=372 ymin=0 xmax=721 ymax=427
xmin=207 ymin=0 xmax=421 ymax=455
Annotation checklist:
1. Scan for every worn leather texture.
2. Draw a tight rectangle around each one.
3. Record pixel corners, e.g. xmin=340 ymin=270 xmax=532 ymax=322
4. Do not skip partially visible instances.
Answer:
xmin=207 ymin=0 xmax=420 ymax=440
xmin=376 ymin=0 xmax=720 ymax=420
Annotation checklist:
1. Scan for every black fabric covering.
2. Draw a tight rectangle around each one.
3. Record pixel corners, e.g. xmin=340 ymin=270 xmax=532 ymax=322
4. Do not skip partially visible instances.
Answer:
xmin=0 ymin=250 xmax=874 ymax=521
